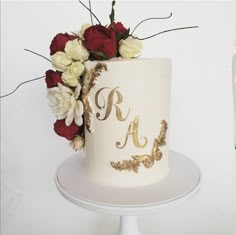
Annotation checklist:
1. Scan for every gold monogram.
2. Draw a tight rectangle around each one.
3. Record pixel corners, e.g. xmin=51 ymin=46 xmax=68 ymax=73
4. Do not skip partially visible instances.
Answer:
xmin=111 ymin=120 xmax=168 ymax=173
xmin=116 ymin=116 xmax=148 ymax=149
xmin=95 ymin=87 xmax=130 ymax=121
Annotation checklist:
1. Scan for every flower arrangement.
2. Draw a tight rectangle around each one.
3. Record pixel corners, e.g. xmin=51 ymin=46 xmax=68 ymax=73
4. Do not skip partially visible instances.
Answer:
xmin=44 ymin=0 xmax=197 ymax=151
xmin=46 ymin=1 xmax=145 ymax=151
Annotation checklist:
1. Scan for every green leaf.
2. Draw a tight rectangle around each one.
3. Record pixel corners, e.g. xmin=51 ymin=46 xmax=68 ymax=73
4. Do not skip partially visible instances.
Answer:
xmin=109 ymin=0 xmax=116 ymax=24
xmin=93 ymin=51 xmax=109 ymax=60
xmin=116 ymin=32 xmax=122 ymax=41
xmin=121 ymin=28 xmax=130 ymax=40
xmin=116 ymin=29 xmax=131 ymax=43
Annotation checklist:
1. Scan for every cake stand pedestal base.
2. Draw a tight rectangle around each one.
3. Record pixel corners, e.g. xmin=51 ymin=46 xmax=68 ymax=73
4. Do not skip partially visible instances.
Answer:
xmin=118 ymin=216 xmax=143 ymax=235
xmin=55 ymin=150 xmax=201 ymax=235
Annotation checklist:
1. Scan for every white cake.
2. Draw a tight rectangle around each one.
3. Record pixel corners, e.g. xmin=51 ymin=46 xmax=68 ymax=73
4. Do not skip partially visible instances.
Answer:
xmin=83 ymin=58 xmax=171 ymax=187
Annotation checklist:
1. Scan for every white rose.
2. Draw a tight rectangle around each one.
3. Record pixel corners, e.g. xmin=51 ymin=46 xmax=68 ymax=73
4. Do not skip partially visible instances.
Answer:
xmin=51 ymin=51 xmax=72 ymax=72
xmin=62 ymin=62 xmax=85 ymax=87
xmin=65 ymin=39 xmax=89 ymax=61
xmin=72 ymin=135 xmax=85 ymax=151
xmin=119 ymin=36 xmax=143 ymax=59
xmin=79 ymin=23 xmax=91 ymax=39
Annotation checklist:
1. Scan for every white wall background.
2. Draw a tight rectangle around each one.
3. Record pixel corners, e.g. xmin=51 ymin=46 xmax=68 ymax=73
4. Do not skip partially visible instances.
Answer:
xmin=1 ymin=1 xmax=236 ymax=234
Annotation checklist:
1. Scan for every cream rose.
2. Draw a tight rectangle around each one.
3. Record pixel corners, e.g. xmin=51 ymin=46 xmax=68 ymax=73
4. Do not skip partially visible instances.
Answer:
xmin=72 ymin=135 xmax=85 ymax=151
xmin=79 ymin=23 xmax=91 ymax=39
xmin=51 ymin=51 xmax=72 ymax=72
xmin=119 ymin=36 xmax=143 ymax=59
xmin=65 ymin=39 xmax=89 ymax=61
xmin=62 ymin=62 xmax=85 ymax=87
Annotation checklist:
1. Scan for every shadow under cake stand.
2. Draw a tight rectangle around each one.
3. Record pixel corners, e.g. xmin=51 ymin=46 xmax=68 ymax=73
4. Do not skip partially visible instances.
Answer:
xmin=55 ymin=150 xmax=201 ymax=235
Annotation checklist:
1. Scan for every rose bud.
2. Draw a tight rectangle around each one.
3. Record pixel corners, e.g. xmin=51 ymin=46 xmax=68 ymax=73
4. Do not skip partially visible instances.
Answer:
xmin=119 ymin=36 xmax=143 ymax=59
xmin=84 ymin=25 xmax=117 ymax=59
xmin=54 ymin=119 xmax=81 ymax=141
xmin=65 ymin=39 xmax=89 ymax=62
xmin=72 ymin=135 xmax=85 ymax=151
xmin=50 ymin=33 xmax=77 ymax=55
xmin=45 ymin=70 xmax=63 ymax=88
xmin=108 ymin=22 xmax=127 ymax=35
xmin=51 ymin=51 xmax=72 ymax=72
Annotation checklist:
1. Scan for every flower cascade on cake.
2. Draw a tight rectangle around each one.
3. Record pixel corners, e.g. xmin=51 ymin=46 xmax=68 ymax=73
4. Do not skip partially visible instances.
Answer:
xmin=46 ymin=1 xmax=145 ymax=152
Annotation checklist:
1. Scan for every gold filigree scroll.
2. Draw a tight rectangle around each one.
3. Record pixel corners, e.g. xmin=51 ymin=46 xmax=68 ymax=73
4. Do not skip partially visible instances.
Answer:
xmin=82 ymin=63 xmax=107 ymax=133
xmin=116 ymin=116 xmax=148 ymax=149
xmin=95 ymin=87 xmax=130 ymax=121
xmin=111 ymin=120 xmax=168 ymax=173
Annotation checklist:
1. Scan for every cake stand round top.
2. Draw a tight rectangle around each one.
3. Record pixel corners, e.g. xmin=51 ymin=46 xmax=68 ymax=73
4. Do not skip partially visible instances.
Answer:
xmin=55 ymin=150 xmax=201 ymax=215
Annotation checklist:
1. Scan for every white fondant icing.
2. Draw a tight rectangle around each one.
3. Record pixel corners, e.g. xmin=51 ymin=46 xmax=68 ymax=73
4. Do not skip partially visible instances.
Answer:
xmin=84 ymin=58 xmax=171 ymax=187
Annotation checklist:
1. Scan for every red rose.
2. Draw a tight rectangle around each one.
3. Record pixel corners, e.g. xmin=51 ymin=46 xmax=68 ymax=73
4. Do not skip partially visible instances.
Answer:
xmin=45 ymin=70 xmax=63 ymax=88
xmin=50 ymin=33 xmax=76 ymax=55
xmin=54 ymin=119 xmax=82 ymax=141
xmin=83 ymin=25 xmax=117 ymax=59
xmin=108 ymin=22 xmax=127 ymax=35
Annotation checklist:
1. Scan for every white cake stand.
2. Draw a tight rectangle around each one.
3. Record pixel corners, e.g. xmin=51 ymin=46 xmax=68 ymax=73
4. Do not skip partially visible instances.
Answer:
xmin=55 ymin=150 xmax=201 ymax=235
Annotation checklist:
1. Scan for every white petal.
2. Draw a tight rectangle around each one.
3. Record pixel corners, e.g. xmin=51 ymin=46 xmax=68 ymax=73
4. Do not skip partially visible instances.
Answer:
xmin=57 ymin=113 xmax=67 ymax=120
xmin=76 ymin=100 xmax=84 ymax=116
xmin=56 ymin=110 xmax=68 ymax=117
xmin=65 ymin=101 xmax=76 ymax=126
xmin=65 ymin=113 xmax=74 ymax=126
xmin=58 ymin=83 xmax=73 ymax=94
xmin=74 ymin=84 xmax=82 ymax=99
xmin=75 ymin=116 xmax=83 ymax=126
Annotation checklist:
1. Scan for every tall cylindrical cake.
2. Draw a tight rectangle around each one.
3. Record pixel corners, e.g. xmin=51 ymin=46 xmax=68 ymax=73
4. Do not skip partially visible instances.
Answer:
xmin=84 ymin=58 xmax=171 ymax=187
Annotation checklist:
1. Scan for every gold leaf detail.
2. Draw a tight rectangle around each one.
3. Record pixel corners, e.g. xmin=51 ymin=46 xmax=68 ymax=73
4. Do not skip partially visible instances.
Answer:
xmin=82 ymin=97 xmax=93 ymax=133
xmin=111 ymin=120 xmax=168 ymax=173
xmin=82 ymin=63 xmax=107 ymax=133
xmin=82 ymin=63 xmax=108 ymax=96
